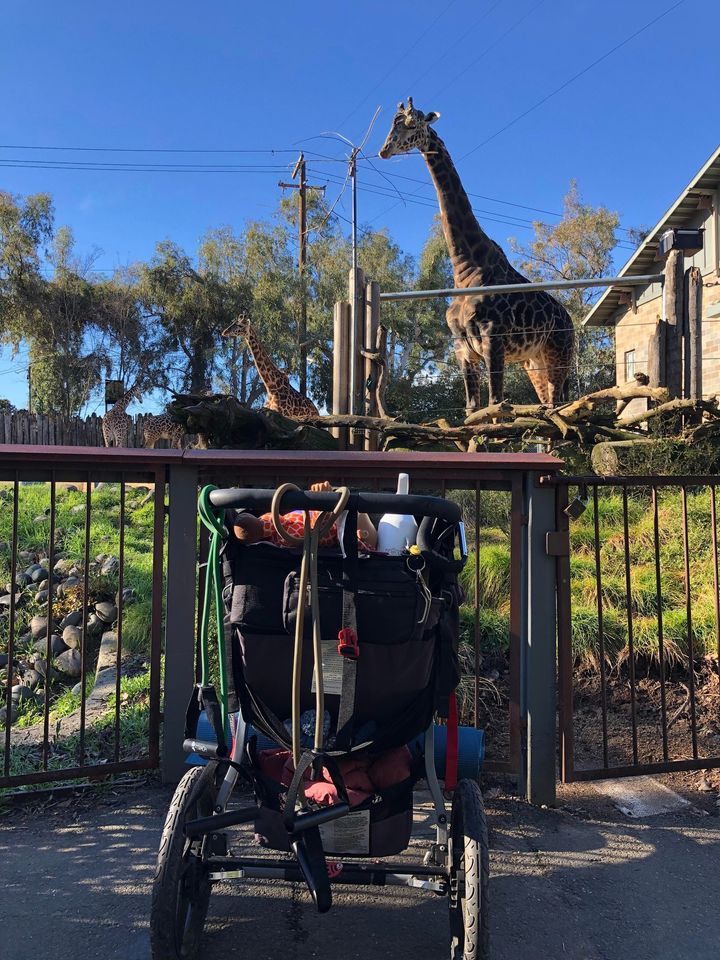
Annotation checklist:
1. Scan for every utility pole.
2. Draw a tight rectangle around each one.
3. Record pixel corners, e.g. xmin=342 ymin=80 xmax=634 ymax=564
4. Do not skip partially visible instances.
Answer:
xmin=279 ymin=153 xmax=325 ymax=397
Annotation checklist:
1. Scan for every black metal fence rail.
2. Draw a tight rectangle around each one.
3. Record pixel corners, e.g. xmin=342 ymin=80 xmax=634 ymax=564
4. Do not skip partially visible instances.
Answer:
xmin=0 ymin=447 xmax=169 ymax=790
xmin=546 ymin=474 xmax=720 ymax=782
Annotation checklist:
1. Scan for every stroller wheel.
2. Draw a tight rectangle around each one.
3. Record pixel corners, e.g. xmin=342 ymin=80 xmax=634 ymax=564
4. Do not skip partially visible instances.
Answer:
xmin=448 ymin=779 xmax=489 ymax=960
xmin=150 ymin=765 xmax=216 ymax=960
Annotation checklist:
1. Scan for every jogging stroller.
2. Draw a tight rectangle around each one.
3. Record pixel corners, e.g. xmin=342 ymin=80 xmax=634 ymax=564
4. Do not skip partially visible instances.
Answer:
xmin=150 ymin=483 xmax=489 ymax=960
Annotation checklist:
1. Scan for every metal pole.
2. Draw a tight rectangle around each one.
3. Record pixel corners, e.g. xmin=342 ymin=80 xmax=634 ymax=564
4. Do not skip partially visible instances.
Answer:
xmin=298 ymin=154 xmax=308 ymax=397
xmin=349 ymin=149 xmax=359 ymax=418
xmin=378 ymin=273 xmax=666 ymax=302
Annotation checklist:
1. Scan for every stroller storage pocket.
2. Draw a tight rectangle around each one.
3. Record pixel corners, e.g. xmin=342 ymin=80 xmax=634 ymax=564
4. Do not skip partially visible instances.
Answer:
xmin=283 ymin=556 xmax=428 ymax=643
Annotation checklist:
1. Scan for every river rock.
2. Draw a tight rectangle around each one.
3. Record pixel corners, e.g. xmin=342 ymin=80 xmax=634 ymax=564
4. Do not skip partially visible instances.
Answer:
xmin=25 ymin=564 xmax=41 ymax=578
xmin=55 ymin=648 xmax=82 ymax=678
xmin=36 ymin=588 xmax=50 ymax=605
xmin=15 ymin=572 xmax=31 ymax=588
xmin=0 ymin=592 xmax=22 ymax=608
xmin=30 ymin=615 xmax=49 ymax=640
xmin=117 ymin=587 xmax=136 ymax=606
xmin=70 ymin=504 xmax=85 ymax=514
xmin=95 ymin=601 xmax=118 ymax=624
xmin=0 ymin=654 xmax=8 ymax=669
xmin=62 ymin=625 xmax=82 ymax=649
xmin=22 ymin=668 xmax=42 ymax=689
xmin=33 ymin=658 xmax=59 ymax=682
xmin=53 ymin=558 xmax=75 ymax=577
xmin=60 ymin=610 xmax=84 ymax=629
xmin=31 ymin=567 xmax=49 ymax=584
xmin=85 ymin=614 xmax=104 ymax=637
xmin=100 ymin=556 xmax=120 ymax=577
xmin=34 ymin=634 xmax=66 ymax=657
xmin=11 ymin=684 xmax=35 ymax=703
xmin=0 ymin=703 xmax=18 ymax=725
xmin=71 ymin=680 xmax=83 ymax=696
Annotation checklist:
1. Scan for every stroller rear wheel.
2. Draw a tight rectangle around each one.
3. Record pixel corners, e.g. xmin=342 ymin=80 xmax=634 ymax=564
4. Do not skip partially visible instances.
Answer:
xmin=150 ymin=765 xmax=216 ymax=960
xmin=448 ymin=779 xmax=489 ymax=960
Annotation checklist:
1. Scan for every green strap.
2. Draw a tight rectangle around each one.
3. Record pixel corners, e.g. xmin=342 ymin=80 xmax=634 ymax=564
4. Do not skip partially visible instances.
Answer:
xmin=197 ymin=484 xmax=229 ymax=728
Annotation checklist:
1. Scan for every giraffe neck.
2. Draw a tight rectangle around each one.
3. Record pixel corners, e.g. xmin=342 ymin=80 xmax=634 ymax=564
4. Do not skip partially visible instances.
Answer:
xmin=244 ymin=326 xmax=286 ymax=398
xmin=112 ymin=390 xmax=135 ymax=416
xmin=422 ymin=130 xmax=512 ymax=286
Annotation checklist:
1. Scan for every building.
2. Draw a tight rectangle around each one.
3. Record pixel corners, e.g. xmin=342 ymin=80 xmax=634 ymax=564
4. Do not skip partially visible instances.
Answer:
xmin=585 ymin=145 xmax=720 ymax=400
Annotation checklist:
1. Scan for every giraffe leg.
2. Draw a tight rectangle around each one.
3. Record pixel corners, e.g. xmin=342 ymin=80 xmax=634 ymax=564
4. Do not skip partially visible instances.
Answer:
xmin=482 ymin=336 xmax=505 ymax=406
xmin=543 ymin=344 xmax=573 ymax=405
xmin=523 ymin=358 xmax=551 ymax=406
xmin=456 ymin=351 xmax=483 ymax=416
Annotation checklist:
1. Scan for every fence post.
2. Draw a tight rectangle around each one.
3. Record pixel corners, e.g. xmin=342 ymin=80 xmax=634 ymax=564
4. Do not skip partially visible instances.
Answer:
xmin=332 ymin=301 xmax=351 ymax=449
xmin=663 ymin=249 xmax=684 ymax=399
xmin=162 ymin=463 xmax=199 ymax=783
xmin=364 ymin=281 xmax=380 ymax=451
xmin=523 ymin=474 xmax=558 ymax=806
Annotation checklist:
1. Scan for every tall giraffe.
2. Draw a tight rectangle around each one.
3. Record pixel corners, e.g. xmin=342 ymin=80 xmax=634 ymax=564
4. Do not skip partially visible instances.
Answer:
xmin=222 ymin=314 xmax=319 ymax=420
xmin=379 ymin=98 xmax=574 ymax=411
xmin=101 ymin=383 xmax=141 ymax=447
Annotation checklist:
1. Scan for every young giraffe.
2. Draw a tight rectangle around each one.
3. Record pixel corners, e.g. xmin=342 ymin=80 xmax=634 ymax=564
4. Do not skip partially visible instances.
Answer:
xmin=380 ymin=98 xmax=575 ymax=412
xmin=142 ymin=414 xmax=193 ymax=449
xmin=222 ymin=314 xmax=319 ymax=420
xmin=102 ymin=383 xmax=141 ymax=447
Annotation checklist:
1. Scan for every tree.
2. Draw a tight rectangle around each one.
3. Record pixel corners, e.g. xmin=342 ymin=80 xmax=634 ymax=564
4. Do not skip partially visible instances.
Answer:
xmin=0 ymin=191 xmax=53 ymax=342
xmin=510 ymin=181 xmax=621 ymax=396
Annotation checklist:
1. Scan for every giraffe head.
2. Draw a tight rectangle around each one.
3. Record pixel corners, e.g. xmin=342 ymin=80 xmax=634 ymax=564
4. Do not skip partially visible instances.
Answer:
xmin=222 ymin=313 xmax=252 ymax=340
xmin=378 ymin=98 xmax=440 ymax=159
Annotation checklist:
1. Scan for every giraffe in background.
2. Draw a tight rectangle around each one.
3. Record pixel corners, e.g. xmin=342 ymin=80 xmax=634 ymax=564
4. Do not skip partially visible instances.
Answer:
xmin=101 ymin=383 xmax=141 ymax=447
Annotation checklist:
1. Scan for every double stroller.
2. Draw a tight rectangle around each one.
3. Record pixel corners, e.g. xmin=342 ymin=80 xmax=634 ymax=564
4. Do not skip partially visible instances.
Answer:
xmin=150 ymin=483 xmax=489 ymax=960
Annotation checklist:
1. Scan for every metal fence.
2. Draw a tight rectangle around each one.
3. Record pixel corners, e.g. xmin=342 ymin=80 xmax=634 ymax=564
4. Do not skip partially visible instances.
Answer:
xmin=550 ymin=474 xmax=720 ymax=781
xmin=1 ymin=445 xmax=562 ymax=805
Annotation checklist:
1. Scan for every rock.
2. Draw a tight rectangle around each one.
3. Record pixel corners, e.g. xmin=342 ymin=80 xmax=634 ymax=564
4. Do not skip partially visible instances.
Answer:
xmin=33 ymin=634 xmax=66 ymax=657
xmin=18 ymin=550 xmax=34 ymax=562
xmin=100 ymin=556 xmax=120 ymax=577
xmin=30 ymin=615 xmax=49 ymax=640
xmin=0 ymin=653 xmax=8 ymax=669
xmin=56 ymin=577 xmax=80 ymax=599
xmin=86 ymin=614 xmax=105 ymax=637
xmin=0 ymin=592 xmax=22 ymax=608
xmin=62 ymin=625 xmax=82 ymax=649
xmin=53 ymin=558 xmax=75 ymax=577
xmin=95 ymin=601 xmax=118 ymax=624
xmin=65 ymin=485 xmax=79 ymax=493
xmin=36 ymin=589 xmax=49 ymax=604
xmin=96 ymin=631 xmax=118 ymax=672
xmin=24 ymin=564 xmax=41 ymax=578
xmin=11 ymin=684 xmax=35 ymax=703
xmin=71 ymin=681 xmax=83 ymax=696
xmin=14 ymin=572 xmax=31 ymax=589
xmin=117 ymin=587 xmax=136 ymax=606
xmin=0 ymin=703 xmax=18 ymax=725
xmin=55 ymin=648 xmax=82 ymax=678
xmin=698 ymin=776 xmax=714 ymax=793
xmin=60 ymin=610 xmax=84 ymax=629
xmin=31 ymin=567 xmax=49 ymax=584
xmin=33 ymin=658 xmax=59 ymax=682
xmin=22 ymin=668 xmax=42 ymax=690
xmin=70 ymin=504 xmax=85 ymax=514
xmin=33 ymin=514 xmax=48 ymax=523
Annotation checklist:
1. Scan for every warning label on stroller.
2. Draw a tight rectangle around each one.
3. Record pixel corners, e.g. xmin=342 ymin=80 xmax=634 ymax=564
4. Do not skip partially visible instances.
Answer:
xmin=311 ymin=638 xmax=344 ymax=697
xmin=319 ymin=809 xmax=370 ymax=855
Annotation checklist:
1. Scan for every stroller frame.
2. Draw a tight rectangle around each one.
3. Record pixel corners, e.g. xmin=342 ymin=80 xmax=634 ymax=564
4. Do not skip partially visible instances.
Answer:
xmin=150 ymin=485 xmax=489 ymax=960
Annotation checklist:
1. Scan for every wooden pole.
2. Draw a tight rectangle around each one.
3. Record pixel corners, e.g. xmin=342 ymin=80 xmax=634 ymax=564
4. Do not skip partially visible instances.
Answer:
xmin=663 ymin=249 xmax=684 ymax=399
xmin=685 ymin=265 xmax=703 ymax=401
xmin=647 ymin=316 xmax=666 ymax=389
xmin=364 ymin=280 xmax=380 ymax=451
xmin=332 ymin=301 xmax=351 ymax=449
xmin=348 ymin=267 xmax=365 ymax=448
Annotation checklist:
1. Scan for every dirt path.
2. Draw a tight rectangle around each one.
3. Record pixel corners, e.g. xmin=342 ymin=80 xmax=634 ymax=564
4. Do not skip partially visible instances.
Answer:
xmin=0 ymin=779 xmax=718 ymax=960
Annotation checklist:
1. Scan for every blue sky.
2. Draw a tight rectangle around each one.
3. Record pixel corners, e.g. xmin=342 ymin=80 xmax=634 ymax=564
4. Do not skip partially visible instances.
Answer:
xmin=1 ymin=0 xmax=717 ymax=411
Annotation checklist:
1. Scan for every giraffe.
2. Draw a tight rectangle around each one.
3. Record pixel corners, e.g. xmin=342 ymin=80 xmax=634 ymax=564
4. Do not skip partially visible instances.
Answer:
xmin=142 ymin=413 xmax=197 ymax=449
xmin=221 ymin=314 xmax=319 ymax=420
xmin=101 ymin=383 xmax=142 ymax=447
xmin=379 ymin=98 xmax=575 ymax=412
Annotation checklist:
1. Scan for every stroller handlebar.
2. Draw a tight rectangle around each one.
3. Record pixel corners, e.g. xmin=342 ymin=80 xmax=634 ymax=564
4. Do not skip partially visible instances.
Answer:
xmin=208 ymin=487 xmax=462 ymax=524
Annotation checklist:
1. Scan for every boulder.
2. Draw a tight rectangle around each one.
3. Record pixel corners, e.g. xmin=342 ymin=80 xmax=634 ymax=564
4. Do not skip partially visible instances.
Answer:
xmin=117 ymin=587 xmax=136 ymax=606
xmin=34 ymin=634 xmax=66 ymax=657
xmin=30 ymin=615 xmax=49 ymax=640
xmin=0 ymin=592 xmax=22 ymax=608
xmin=31 ymin=567 xmax=49 ymax=585
xmin=100 ymin=556 xmax=120 ymax=577
xmin=60 ymin=610 xmax=84 ymax=629
xmin=53 ymin=558 xmax=75 ymax=577
xmin=22 ymin=668 xmax=42 ymax=690
xmin=62 ymin=625 xmax=82 ymax=649
xmin=55 ymin=648 xmax=82 ymax=678
xmin=11 ymin=684 xmax=35 ymax=704
xmin=0 ymin=703 xmax=18 ymax=725
xmin=95 ymin=601 xmax=118 ymax=624
xmin=85 ymin=613 xmax=105 ymax=637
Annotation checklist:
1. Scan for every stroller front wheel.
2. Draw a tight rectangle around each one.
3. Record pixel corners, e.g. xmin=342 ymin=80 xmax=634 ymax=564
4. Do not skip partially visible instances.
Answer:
xmin=448 ymin=779 xmax=490 ymax=960
xmin=150 ymin=765 xmax=216 ymax=960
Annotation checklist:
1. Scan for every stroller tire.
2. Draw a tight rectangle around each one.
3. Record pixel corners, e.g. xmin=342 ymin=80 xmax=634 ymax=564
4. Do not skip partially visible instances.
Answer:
xmin=150 ymin=765 xmax=216 ymax=960
xmin=448 ymin=779 xmax=489 ymax=960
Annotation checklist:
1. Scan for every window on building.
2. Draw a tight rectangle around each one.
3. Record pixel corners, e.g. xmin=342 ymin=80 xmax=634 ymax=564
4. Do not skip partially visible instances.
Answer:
xmin=624 ymin=349 xmax=636 ymax=382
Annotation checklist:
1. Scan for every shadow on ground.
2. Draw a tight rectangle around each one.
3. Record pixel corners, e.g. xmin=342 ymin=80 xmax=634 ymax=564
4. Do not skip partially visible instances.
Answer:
xmin=1 ymin=780 xmax=719 ymax=960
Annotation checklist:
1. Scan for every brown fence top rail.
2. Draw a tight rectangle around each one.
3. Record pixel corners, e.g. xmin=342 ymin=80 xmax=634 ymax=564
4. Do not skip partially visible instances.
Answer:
xmin=0 ymin=445 xmax=563 ymax=473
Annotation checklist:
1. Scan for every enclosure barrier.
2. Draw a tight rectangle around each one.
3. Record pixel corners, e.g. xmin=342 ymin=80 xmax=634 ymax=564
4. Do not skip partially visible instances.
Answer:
xmin=0 ymin=446 xmax=562 ymax=806
xmin=544 ymin=473 xmax=720 ymax=782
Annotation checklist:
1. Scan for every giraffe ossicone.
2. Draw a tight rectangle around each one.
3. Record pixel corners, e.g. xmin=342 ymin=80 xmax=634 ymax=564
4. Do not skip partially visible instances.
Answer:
xmin=380 ymin=99 xmax=574 ymax=412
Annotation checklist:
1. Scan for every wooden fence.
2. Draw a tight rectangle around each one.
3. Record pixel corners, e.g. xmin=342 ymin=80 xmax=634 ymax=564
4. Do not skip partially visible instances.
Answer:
xmin=0 ymin=411 xmax=161 ymax=447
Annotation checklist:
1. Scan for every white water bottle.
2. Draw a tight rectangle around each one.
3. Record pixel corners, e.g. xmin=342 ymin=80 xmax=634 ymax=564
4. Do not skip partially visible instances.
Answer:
xmin=377 ymin=473 xmax=418 ymax=555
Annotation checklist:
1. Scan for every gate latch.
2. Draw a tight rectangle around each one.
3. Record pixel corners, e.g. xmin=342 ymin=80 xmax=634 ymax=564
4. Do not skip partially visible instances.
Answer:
xmin=546 ymin=532 xmax=570 ymax=557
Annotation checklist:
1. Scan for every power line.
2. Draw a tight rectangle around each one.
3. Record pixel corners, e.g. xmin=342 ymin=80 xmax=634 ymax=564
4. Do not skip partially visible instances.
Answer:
xmin=336 ymin=0 xmax=460 ymax=132
xmin=459 ymin=0 xmax=687 ymax=161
